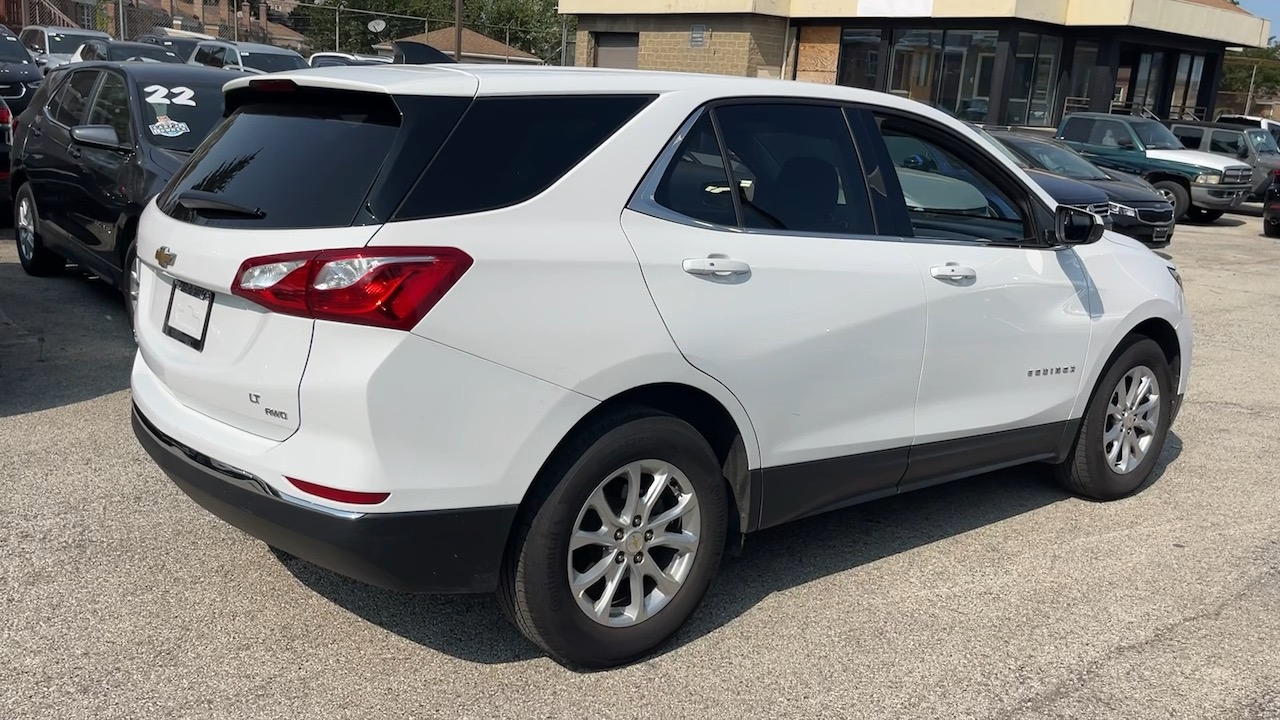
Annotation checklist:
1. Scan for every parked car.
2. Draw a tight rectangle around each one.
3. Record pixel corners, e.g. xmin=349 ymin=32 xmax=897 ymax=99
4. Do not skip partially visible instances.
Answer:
xmin=1056 ymin=112 xmax=1252 ymax=223
xmin=307 ymin=51 xmax=392 ymax=67
xmin=17 ymin=25 xmax=110 ymax=74
xmin=1214 ymin=114 xmax=1280 ymax=145
xmin=992 ymin=130 xmax=1176 ymax=248
xmin=68 ymin=39 xmax=184 ymax=65
xmin=135 ymin=32 xmax=212 ymax=63
xmin=130 ymin=67 xmax=1191 ymax=670
xmin=0 ymin=26 xmax=43 ymax=117
xmin=10 ymin=62 xmax=250 ymax=326
xmin=1265 ymin=174 xmax=1280 ymax=238
xmin=1164 ymin=120 xmax=1280 ymax=202
xmin=187 ymin=40 xmax=307 ymax=74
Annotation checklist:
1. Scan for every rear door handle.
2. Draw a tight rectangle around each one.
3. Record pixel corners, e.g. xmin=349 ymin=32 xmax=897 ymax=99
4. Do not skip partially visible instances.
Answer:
xmin=683 ymin=257 xmax=751 ymax=277
xmin=930 ymin=264 xmax=976 ymax=281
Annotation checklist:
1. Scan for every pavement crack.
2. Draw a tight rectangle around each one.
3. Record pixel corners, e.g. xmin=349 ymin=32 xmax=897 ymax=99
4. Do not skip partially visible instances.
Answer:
xmin=988 ymin=565 xmax=1280 ymax=720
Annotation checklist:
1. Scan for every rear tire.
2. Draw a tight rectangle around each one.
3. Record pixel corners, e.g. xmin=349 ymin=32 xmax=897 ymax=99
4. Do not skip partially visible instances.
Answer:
xmin=1054 ymin=337 xmax=1174 ymax=501
xmin=498 ymin=410 xmax=728 ymax=669
xmin=1265 ymin=218 xmax=1280 ymax=238
xmin=13 ymin=183 xmax=64 ymax=277
xmin=1152 ymin=180 xmax=1189 ymax=221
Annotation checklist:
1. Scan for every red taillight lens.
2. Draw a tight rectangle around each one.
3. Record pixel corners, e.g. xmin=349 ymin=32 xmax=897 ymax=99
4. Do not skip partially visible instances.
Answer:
xmin=0 ymin=105 xmax=11 ymax=126
xmin=286 ymin=477 xmax=390 ymax=505
xmin=231 ymin=247 xmax=472 ymax=331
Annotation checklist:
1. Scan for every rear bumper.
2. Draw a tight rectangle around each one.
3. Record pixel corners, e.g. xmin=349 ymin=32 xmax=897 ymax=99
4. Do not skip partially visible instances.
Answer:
xmin=133 ymin=403 xmax=517 ymax=593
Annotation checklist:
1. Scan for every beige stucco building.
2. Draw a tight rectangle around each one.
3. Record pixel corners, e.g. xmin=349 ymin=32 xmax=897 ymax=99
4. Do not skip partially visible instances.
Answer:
xmin=563 ymin=0 xmax=1271 ymax=127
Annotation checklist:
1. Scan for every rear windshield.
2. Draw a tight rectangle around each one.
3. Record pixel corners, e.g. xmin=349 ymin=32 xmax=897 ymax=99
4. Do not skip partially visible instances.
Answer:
xmin=48 ymin=32 xmax=99 ymax=54
xmin=0 ymin=35 xmax=33 ymax=63
xmin=238 ymin=51 xmax=307 ymax=73
xmin=110 ymin=45 xmax=181 ymax=63
xmin=157 ymin=95 xmax=405 ymax=228
xmin=137 ymin=77 xmax=234 ymax=152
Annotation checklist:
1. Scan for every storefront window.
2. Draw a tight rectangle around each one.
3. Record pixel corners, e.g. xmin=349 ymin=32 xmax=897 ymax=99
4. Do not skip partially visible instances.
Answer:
xmin=937 ymin=30 xmax=1000 ymax=122
xmin=889 ymin=29 xmax=943 ymax=102
xmin=838 ymin=29 xmax=882 ymax=90
xmin=1067 ymin=41 xmax=1099 ymax=114
xmin=1007 ymin=33 xmax=1062 ymax=127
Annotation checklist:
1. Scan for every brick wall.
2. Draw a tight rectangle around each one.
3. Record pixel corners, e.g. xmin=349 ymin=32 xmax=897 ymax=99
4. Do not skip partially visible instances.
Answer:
xmin=575 ymin=15 xmax=788 ymax=78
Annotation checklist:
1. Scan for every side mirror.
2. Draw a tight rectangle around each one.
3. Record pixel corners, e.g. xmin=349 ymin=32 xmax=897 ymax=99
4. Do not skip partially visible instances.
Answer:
xmin=70 ymin=124 xmax=125 ymax=150
xmin=33 ymin=55 xmax=46 ymax=66
xmin=1056 ymin=205 xmax=1105 ymax=245
xmin=1238 ymin=145 xmax=1250 ymax=160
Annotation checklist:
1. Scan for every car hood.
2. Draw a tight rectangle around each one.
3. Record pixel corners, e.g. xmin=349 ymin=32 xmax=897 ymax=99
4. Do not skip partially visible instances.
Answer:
xmin=1146 ymin=148 xmax=1249 ymax=172
xmin=1025 ymin=168 xmax=1109 ymax=206
xmin=1084 ymin=175 xmax=1167 ymax=204
xmin=0 ymin=60 xmax=42 ymax=82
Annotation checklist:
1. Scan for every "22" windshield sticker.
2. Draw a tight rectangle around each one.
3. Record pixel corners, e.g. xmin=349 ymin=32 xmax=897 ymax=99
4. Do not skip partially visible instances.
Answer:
xmin=143 ymin=85 xmax=196 ymax=106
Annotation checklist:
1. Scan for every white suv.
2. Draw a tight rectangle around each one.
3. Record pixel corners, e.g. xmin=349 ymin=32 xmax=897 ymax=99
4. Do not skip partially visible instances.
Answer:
xmin=130 ymin=66 xmax=1192 ymax=669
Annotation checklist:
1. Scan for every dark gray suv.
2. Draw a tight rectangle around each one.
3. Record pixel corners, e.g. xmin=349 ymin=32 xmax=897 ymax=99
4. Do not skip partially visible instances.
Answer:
xmin=1166 ymin=120 xmax=1280 ymax=202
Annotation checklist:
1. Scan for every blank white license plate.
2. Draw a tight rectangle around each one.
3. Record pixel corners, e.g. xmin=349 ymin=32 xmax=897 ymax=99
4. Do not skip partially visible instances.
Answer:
xmin=163 ymin=279 xmax=214 ymax=351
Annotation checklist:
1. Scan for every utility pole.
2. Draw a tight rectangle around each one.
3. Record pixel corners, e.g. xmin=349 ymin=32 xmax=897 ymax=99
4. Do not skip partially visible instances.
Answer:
xmin=560 ymin=12 xmax=568 ymax=66
xmin=1246 ymin=62 xmax=1259 ymax=115
xmin=454 ymin=0 xmax=462 ymax=61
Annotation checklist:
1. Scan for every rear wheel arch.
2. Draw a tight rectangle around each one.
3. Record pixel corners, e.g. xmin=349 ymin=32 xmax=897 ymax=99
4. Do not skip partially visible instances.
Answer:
xmin=515 ymin=382 xmax=757 ymax=541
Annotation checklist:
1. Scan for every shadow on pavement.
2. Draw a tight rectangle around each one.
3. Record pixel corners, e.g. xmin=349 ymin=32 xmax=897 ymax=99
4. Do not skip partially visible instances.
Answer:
xmin=277 ymin=432 xmax=1183 ymax=668
xmin=0 ymin=237 xmax=135 ymax=418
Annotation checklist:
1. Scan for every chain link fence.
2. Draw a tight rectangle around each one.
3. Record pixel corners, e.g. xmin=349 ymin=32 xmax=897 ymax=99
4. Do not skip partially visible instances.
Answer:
xmin=15 ymin=0 xmax=574 ymax=64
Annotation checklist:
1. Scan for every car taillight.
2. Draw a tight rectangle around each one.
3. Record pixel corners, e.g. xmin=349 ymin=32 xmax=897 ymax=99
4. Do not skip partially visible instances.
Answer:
xmin=286 ymin=477 xmax=389 ymax=505
xmin=0 ymin=105 xmax=10 ymax=127
xmin=231 ymin=246 xmax=472 ymax=331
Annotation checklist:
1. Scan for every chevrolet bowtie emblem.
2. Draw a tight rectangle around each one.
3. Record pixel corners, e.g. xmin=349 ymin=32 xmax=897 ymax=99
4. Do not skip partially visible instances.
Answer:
xmin=154 ymin=246 xmax=177 ymax=268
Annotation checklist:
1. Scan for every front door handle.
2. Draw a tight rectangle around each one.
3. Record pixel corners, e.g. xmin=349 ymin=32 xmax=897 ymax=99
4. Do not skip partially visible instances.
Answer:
xmin=683 ymin=257 xmax=751 ymax=277
xmin=930 ymin=263 xmax=976 ymax=281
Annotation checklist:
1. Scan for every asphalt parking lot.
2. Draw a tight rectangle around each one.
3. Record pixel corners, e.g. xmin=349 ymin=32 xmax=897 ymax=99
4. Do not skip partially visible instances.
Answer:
xmin=2 ymin=214 xmax=1279 ymax=720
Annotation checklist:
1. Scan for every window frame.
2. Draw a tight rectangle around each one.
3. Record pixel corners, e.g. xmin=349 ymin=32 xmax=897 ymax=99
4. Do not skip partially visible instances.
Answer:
xmin=628 ymin=97 xmax=885 ymax=241
xmin=855 ymin=104 xmax=1058 ymax=249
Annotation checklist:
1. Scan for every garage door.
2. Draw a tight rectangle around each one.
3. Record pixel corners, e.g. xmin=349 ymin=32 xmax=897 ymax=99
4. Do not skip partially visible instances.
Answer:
xmin=594 ymin=32 xmax=639 ymax=69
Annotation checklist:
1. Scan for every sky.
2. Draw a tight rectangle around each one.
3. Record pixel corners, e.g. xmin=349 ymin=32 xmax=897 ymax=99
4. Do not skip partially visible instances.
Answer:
xmin=1239 ymin=0 xmax=1280 ymax=40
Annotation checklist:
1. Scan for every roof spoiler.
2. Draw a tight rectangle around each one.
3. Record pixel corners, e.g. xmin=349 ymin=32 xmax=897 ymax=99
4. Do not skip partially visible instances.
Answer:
xmin=392 ymin=40 xmax=457 ymax=65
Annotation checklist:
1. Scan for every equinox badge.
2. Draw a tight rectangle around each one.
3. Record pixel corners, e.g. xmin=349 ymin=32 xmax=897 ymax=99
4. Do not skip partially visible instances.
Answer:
xmin=155 ymin=246 xmax=177 ymax=268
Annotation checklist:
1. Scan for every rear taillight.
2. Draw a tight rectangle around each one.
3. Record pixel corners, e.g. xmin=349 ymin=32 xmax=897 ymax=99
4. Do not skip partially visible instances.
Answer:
xmin=232 ymin=246 xmax=472 ymax=331
xmin=0 ymin=105 xmax=11 ymax=127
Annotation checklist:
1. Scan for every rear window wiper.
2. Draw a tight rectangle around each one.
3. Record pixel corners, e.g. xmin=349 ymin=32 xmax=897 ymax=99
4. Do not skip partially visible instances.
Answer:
xmin=175 ymin=190 xmax=267 ymax=219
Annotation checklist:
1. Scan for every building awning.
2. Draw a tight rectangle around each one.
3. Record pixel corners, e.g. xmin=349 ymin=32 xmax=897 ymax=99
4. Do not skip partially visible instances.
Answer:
xmin=560 ymin=0 xmax=1272 ymax=48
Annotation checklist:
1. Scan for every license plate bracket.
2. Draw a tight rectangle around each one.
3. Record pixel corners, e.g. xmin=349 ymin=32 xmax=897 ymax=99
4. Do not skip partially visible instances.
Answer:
xmin=163 ymin=279 xmax=215 ymax=351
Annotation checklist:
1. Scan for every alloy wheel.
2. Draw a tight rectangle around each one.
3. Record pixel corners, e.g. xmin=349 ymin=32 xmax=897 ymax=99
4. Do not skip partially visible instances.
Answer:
xmin=16 ymin=197 xmax=35 ymax=261
xmin=567 ymin=459 xmax=701 ymax=627
xmin=1103 ymin=365 xmax=1161 ymax=474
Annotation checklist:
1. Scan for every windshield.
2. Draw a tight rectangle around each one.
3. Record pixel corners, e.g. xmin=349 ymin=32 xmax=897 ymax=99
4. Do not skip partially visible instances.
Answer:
xmin=136 ymin=77 xmax=232 ymax=152
xmin=110 ymin=45 xmax=182 ymax=63
xmin=0 ymin=35 xmax=33 ymax=63
xmin=1247 ymin=128 xmax=1279 ymax=155
xmin=48 ymin=32 xmax=99 ymax=54
xmin=968 ymin=125 xmax=1031 ymax=168
xmin=1012 ymin=139 xmax=1108 ymax=180
xmin=237 ymin=51 xmax=307 ymax=73
xmin=1131 ymin=120 xmax=1183 ymax=150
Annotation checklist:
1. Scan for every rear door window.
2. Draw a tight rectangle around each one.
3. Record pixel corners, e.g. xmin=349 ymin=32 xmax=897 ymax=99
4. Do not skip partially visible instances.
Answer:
xmin=394 ymin=95 xmax=653 ymax=220
xmin=48 ymin=69 xmax=100 ymax=127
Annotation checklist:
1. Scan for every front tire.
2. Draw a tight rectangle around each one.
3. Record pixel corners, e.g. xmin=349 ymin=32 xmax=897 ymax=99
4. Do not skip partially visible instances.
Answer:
xmin=1152 ymin=181 xmax=1189 ymax=221
xmin=1265 ymin=218 xmax=1280 ymax=238
xmin=1054 ymin=337 xmax=1174 ymax=501
xmin=13 ymin=183 xmax=64 ymax=276
xmin=499 ymin=411 xmax=728 ymax=669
